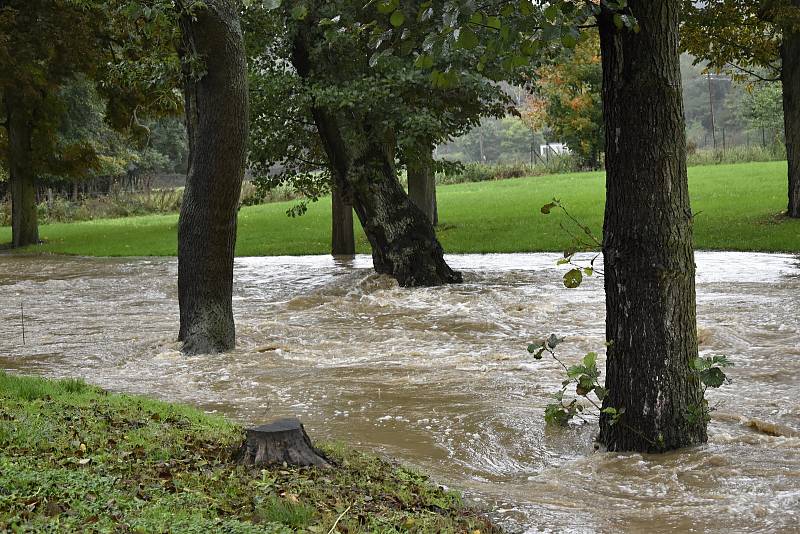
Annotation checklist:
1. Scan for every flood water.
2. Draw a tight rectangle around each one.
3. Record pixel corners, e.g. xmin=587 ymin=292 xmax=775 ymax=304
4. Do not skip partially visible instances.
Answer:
xmin=1 ymin=252 xmax=799 ymax=533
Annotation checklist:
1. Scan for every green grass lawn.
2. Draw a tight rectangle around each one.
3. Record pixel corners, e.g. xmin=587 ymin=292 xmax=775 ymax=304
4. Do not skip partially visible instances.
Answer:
xmin=0 ymin=372 xmax=496 ymax=533
xmin=2 ymin=161 xmax=798 ymax=255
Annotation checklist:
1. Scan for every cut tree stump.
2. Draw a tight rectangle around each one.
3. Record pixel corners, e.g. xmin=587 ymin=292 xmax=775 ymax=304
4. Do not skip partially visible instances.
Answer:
xmin=235 ymin=418 xmax=329 ymax=468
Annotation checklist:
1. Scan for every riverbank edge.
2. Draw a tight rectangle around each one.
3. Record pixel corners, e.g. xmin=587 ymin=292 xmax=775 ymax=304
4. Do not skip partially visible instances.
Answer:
xmin=0 ymin=372 xmax=500 ymax=533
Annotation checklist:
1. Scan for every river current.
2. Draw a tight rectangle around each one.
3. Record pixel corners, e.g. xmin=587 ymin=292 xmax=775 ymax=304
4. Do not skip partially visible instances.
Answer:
xmin=1 ymin=252 xmax=798 ymax=532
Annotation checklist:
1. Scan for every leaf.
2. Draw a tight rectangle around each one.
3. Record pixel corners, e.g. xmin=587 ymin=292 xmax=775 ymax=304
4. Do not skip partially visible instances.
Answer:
xmin=561 ymin=33 xmax=577 ymax=48
xmin=700 ymin=367 xmax=727 ymax=388
xmin=457 ymin=26 xmax=479 ymax=50
xmin=576 ymin=376 xmax=594 ymax=396
xmin=595 ymin=386 xmax=608 ymax=401
xmin=261 ymin=0 xmax=281 ymax=9
xmin=540 ymin=201 xmax=557 ymax=214
xmin=291 ymin=5 xmax=308 ymax=20
xmin=390 ymin=9 xmax=405 ymax=27
xmin=546 ymin=334 xmax=563 ymax=349
xmin=376 ymin=0 xmax=398 ymax=14
xmin=486 ymin=16 xmax=501 ymax=30
xmin=582 ymin=352 xmax=597 ymax=369
xmin=563 ymin=268 xmax=583 ymax=289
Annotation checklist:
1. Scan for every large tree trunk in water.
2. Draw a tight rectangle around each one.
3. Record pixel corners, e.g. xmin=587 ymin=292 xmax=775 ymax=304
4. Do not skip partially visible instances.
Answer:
xmin=331 ymin=177 xmax=355 ymax=256
xmin=598 ymin=0 xmax=706 ymax=452
xmin=290 ymin=33 xmax=459 ymax=287
xmin=176 ymin=0 xmax=248 ymax=354
xmin=5 ymin=98 xmax=39 ymax=247
xmin=347 ymin=129 xmax=458 ymax=286
xmin=783 ymin=8 xmax=800 ymax=218
xmin=407 ymin=146 xmax=438 ymax=225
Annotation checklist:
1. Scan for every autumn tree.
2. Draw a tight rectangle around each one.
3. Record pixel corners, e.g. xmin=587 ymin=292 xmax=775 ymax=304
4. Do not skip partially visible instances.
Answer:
xmin=524 ymin=30 xmax=604 ymax=169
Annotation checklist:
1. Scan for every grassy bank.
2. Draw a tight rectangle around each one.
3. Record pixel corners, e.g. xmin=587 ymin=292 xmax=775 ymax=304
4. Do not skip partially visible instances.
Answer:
xmin=0 ymin=373 xmax=495 ymax=533
xmin=1 ymin=161 xmax=797 ymax=255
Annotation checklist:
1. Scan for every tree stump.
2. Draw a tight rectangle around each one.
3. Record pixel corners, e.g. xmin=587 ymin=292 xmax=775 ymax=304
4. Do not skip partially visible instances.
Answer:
xmin=235 ymin=418 xmax=329 ymax=468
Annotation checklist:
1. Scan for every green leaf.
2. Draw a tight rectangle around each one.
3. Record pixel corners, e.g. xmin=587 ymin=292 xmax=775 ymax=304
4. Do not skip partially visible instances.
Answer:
xmin=700 ymin=367 xmax=726 ymax=388
xmin=261 ymin=0 xmax=281 ymax=9
xmin=414 ymin=54 xmax=434 ymax=69
xmin=563 ymin=268 xmax=583 ymax=289
xmin=291 ymin=5 xmax=308 ymax=20
xmin=376 ymin=0 xmax=399 ymax=15
xmin=389 ymin=9 xmax=406 ymax=27
xmin=595 ymin=386 xmax=608 ymax=401
xmin=582 ymin=352 xmax=597 ymax=369
xmin=561 ymin=33 xmax=577 ymax=48
xmin=457 ymin=26 xmax=479 ymax=50
xmin=576 ymin=375 xmax=594 ymax=396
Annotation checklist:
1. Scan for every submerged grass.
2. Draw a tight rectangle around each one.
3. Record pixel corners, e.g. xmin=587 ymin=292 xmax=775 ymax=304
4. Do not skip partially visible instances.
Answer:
xmin=0 ymin=161 xmax=797 ymax=255
xmin=0 ymin=372 xmax=496 ymax=533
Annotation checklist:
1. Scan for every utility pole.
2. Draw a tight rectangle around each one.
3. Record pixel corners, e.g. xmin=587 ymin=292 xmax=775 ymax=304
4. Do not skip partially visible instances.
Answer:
xmin=708 ymin=72 xmax=717 ymax=151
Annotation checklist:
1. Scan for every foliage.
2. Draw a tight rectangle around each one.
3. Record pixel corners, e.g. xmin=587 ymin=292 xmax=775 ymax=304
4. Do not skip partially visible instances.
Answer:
xmin=687 ymin=144 xmax=787 ymax=166
xmin=528 ymin=335 xmax=618 ymax=427
xmin=244 ymin=0 xmax=512 ymax=215
xmin=680 ymin=0 xmax=800 ymax=88
xmin=523 ymin=31 xmax=604 ymax=169
xmin=687 ymin=356 xmax=735 ymax=425
xmin=0 ymin=372 xmax=497 ymax=533
xmin=739 ymin=83 xmax=785 ymax=133
xmin=0 ymin=0 xmax=181 ymax=180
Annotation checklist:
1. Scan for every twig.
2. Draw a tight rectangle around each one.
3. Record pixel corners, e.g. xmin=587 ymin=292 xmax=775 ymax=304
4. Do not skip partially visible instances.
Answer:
xmin=327 ymin=504 xmax=352 ymax=534
xmin=20 ymin=302 xmax=25 ymax=345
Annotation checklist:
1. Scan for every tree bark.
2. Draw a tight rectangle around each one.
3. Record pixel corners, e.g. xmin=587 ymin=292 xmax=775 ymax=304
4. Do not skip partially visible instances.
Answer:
xmin=5 ymin=97 xmax=39 ymax=247
xmin=290 ymin=31 xmax=460 ymax=287
xmin=330 ymin=176 xmax=355 ymax=256
xmin=176 ymin=0 xmax=248 ymax=354
xmin=598 ymin=0 xmax=706 ymax=452
xmin=407 ymin=145 xmax=438 ymax=226
xmin=783 ymin=7 xmax=800 ymax=218
xmin=235 ymin=418 xmax=329 ymax=468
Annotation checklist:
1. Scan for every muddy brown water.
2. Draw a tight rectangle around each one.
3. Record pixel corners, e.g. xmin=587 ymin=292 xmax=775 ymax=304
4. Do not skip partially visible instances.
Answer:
xmin=1 ymin=252 xmax=799 ymax=533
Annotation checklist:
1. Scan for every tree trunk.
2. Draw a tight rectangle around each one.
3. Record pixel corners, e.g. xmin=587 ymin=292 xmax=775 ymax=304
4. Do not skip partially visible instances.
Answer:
xmin=290 ymin=31 xmax=460 ymax=287
xmin=176 ymin=0 xmax=248 ymax=354
xmin=597 ymin=0 xmax=706 ymax=452
xmin=331 ymin=177 xmax=355 ymax=256
xmin=347 ymin=129 xmax=458 ymax=286
xmin=783 ymin=9 xmax=800 ymax=218
xmin=407 ymin=145 xmax=438 ymax=225
xmin=235 ymin=418 xmax=329 ymax=468
xmin=6 ymin=97 xmax=39 ymax=247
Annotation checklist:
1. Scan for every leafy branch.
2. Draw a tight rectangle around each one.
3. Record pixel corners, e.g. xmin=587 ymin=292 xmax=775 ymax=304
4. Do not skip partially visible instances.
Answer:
xmin=540 ymin=198 xmax=603 ymax=288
